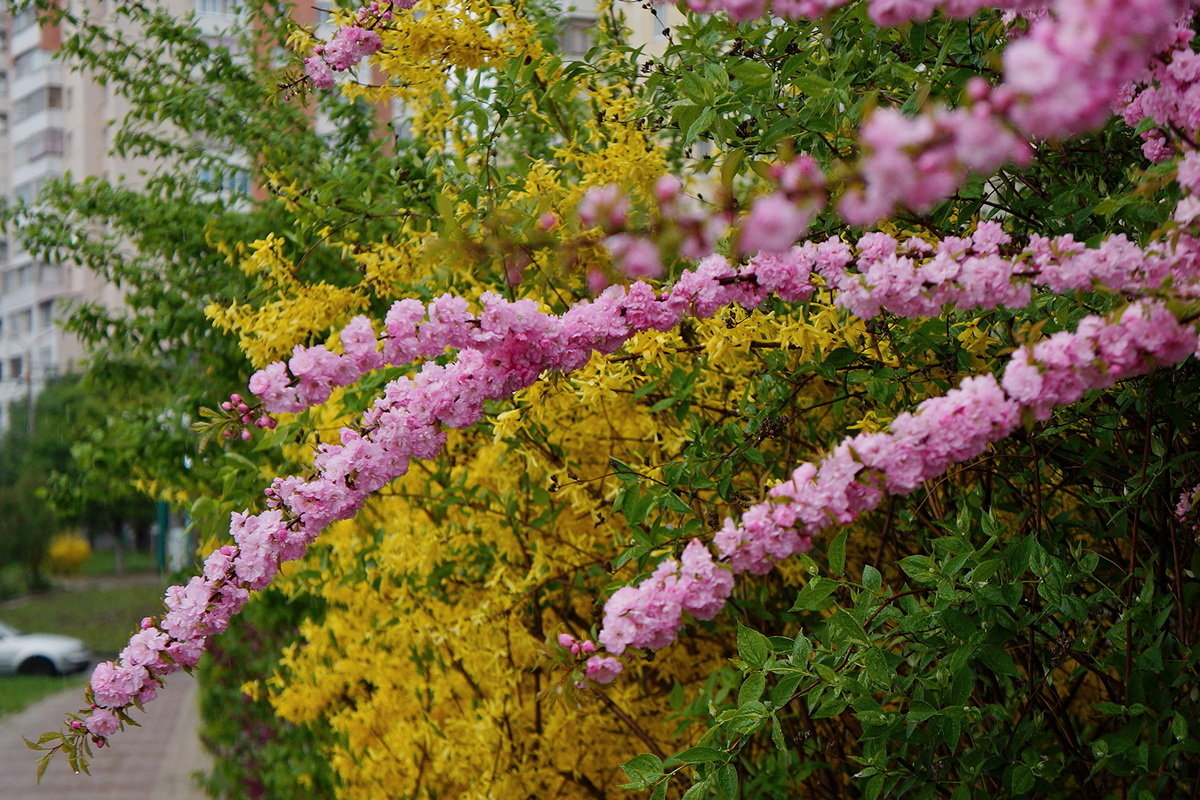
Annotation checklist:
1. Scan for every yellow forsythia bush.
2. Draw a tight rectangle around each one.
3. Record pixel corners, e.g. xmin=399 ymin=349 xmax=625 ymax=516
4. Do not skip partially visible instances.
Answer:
xmin=45 ymin=531 xmax=92 ymax=576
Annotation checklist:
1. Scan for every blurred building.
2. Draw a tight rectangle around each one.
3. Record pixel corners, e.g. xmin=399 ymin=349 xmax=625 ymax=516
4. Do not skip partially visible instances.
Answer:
xmin=0 ymin=0 xmax=242 ymax=430
xmin=0 ymin=0 xmax=670 ymax=429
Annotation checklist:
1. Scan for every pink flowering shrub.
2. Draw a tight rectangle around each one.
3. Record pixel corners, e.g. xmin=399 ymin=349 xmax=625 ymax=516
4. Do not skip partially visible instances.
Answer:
xmin=28 ymin=0 xmax=1200 ymax=797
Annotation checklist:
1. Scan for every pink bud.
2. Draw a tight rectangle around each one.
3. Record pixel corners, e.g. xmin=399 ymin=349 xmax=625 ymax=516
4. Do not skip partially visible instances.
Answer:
xmin=580 ymin=639 xmax=597 ymax=654
xmin=240 ymin=429 xmax=252 ymax=441
xmin=966 ymin=77 xmax=990 ymax=103
xmin=537 ymin=211 xmax=558 ymax=231
xmin=557 ymin=633 xmax=577 ymax=649
xmin=230 ymin=394 xmax=242 ymax=404
xmin=586 ymin=269 xmax=610 ymax=295
xmin=221 ymin=401 xmax=233 ymax=411
xmin=654 ymin=174 xmax=682 ymax=204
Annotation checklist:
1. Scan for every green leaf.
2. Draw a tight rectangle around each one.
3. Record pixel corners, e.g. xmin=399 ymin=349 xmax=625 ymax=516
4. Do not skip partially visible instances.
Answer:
xmin=739 ymin=672 xmax=767 ymax=706
xmin=790 ymin=577 xmax=839 ymax=611
xmin=897 ymin=555 xmax=936 ymax=584
xmin=791 ymin=633 xmax=812 ymax=661
xmin=621 ymin=753 xmax=665 ymax=791
xmin=1010 ymin=764 xmax=1035 ymax=793
xmin=715 ymin=764 xmax=739 ymax=800
xmin=673 ymin=746 xmax=724 ymax=764
xmin=770 ymin=714 xmax=786 ymax=750
xmin=737 ymin=623 xmax=770 ymax=669
xmin=976 ymin=645 xmax=1019 ymax=677
xmin=624 ymin=491 xmax=654 ymax=526
xmin=1173 ymin=712 xmax=1188 ymax=740
xmin=827 ymin=529 xmax=849 ymax=576
xmin=684 ymin=107 xmax=716 ymax=145
xmin=862 ymin=564 xmax=882 ymax=591
xmin=770 ymin=672 xmax=805 ymax=707
xmin=648 ymin=395 xmax=681 ymax=413
xmin=662 ymin=492 xmax=694 ymax=514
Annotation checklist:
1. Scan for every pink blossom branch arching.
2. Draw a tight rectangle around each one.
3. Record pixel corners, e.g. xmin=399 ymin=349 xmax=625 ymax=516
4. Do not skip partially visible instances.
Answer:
xmin=49 ymin=0 xmax=1200 ymax=763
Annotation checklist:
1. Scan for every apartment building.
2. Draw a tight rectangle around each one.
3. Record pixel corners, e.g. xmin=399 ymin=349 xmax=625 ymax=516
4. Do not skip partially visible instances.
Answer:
xmin=0 ymin=0 xmax=244 ymax=430
xmin=0 ymin=0 xmax=669 ymax=429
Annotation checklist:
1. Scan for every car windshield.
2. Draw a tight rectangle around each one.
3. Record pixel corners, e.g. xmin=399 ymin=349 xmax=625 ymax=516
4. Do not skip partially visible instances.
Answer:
xmin=0 ymin=621 xmax=19 ymax=638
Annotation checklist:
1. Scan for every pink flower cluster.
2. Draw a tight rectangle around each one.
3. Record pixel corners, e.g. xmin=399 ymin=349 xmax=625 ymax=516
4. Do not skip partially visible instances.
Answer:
xmin=598 ymin=539 xmax=735 ymax=655
xmin=817 ymin=224 xmax=1200 ymax=319
xmin=738 ymin=156 xmax=826 ymax=254
xmin=218 ymin=392 xmax=276 ymax=441
xmin=838 ymin=99 xmax=1033 ymax=225
xmin=556 ymin=633 xmax=623 ymax=683
xmin=303 ymin=1 xmax=400 ymax=89
xmin=586 ymin=177 xmax=729 ymax=282
xmin=1003 ymin=0 xmax=1189 ymax=139
xmin=243 ymin=222 xmax=1200 ymax=425
xmin=713 ymin=0 xmax=1188 ymax=227
xmin=1175 ymin=483 xmax=1200 ymax=533
xmin=593 ymin=300 xmax=1200 ymax=674
xmin=1120 ymin=23 xmax=1200 ymax=162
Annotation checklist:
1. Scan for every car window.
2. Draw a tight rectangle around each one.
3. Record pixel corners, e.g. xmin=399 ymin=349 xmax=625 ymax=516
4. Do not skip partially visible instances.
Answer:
xmin=0 ymin=621 xmax=18 ymax=638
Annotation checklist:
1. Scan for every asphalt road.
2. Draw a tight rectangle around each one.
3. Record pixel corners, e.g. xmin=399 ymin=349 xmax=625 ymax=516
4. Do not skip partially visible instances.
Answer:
xmin=0 ymin=672 xmax=209 ymax=799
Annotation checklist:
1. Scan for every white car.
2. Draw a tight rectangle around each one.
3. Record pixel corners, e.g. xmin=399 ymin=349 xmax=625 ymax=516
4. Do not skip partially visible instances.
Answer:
xmin=0 ymin=621 xmax=90 ymax=676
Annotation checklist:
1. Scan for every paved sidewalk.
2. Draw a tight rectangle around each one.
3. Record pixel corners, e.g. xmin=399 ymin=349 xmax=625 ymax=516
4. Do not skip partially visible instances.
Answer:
xmin=0 ymin=673 xmax=209 ymax=800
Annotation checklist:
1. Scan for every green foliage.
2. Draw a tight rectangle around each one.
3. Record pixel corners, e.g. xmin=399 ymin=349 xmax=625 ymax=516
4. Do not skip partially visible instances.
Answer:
xmin=198 ymin=589 xmax=337 ymax=800
xmin=5 ymin=0 xmax=1199 ymax=797
xmin=616 ymin=358 xmax=1200 ymax=799
xmin=0 ymin=376 xmax=154 ymax=592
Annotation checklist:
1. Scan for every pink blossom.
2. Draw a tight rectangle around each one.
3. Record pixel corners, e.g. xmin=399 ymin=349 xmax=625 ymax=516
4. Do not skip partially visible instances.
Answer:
xmin=740 ymin=193 xmax=813 ymax=254
xmin=86 ymin=708 xmax=120 ymax=738
xmin=304 ymin=57 xmax=335 ymax=90
xmin=584 ymin=656 xmax=623 ymax=684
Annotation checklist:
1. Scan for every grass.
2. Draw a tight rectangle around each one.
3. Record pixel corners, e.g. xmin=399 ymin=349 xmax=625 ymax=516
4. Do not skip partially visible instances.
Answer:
xmin=0 ymin=674 xmax=87 ymax=718
xmin=77 ymin=548 xmax=157 ymax=577
xmin=0 ymin=581 xmax=168 ymax=659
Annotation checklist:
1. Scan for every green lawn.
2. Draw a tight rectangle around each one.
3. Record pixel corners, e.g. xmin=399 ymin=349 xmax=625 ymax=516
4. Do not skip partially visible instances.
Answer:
xmin=0 ymin=674 xmax=87 ymax=718
xmin=77 ymin=548 xmax=157 ymax=577
xmin=0 ymin=581 xmax=167 ymax=659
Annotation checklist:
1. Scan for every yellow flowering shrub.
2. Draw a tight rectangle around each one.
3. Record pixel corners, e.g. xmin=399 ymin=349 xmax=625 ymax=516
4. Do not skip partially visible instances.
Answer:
xmin=45 ymin=531 xmax=92 ymax=576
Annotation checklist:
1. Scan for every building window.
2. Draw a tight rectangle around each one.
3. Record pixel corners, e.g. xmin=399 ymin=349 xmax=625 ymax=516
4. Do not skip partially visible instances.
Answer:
xmin=38 ymin=264 xmax=62 ymax=285
xmin=12 ymin=85 xmax=64 ymax=123
xmin=13 ymin=47 xmax=50 ymax=78
xmin=13 ymin=128 xmax=66 ymax=163
xmin=558 ymin=16 xmax=594 ymax=59
xmin=197 ymin=165 xmax=251 ymax=195
xmin=8 ymin=357 xmax=22 ymax=380
xmin=12 ymin=7 xmax=37 ymax=32
xmin=38 ymin=300 xmax=54 ymax=328
xmin=196 ymin=0 xmax=238 ymax=15
xmin=14 ymin=178 xmax=49 ymax=204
